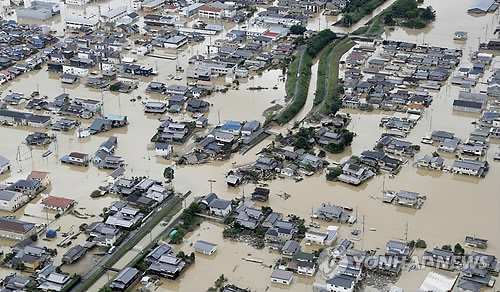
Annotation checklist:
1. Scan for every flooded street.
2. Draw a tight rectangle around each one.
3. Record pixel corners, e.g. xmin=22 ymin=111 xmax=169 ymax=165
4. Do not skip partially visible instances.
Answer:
xmin=0 ymin=0 xmax=498 ymax=290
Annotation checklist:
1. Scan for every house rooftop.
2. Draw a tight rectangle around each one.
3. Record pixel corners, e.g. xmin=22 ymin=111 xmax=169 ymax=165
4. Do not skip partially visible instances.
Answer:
xmin=41 ymin=196 xmax=75 ymax=209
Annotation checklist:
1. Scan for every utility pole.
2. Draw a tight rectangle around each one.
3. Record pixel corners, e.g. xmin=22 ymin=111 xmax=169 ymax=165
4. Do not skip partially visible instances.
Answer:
xmin=405 ymin=221 xmax=408 ymax=241
xmin=208 ymin=179 xmax=216 ymax=193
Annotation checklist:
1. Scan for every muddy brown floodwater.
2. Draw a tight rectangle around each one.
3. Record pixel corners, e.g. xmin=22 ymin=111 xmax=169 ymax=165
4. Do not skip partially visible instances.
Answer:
xmin=0 ymin=0 xmax=499 ymax=291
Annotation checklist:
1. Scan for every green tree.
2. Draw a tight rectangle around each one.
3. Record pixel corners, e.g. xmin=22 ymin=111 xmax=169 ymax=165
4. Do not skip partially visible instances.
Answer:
xmin=98 ymin=286 xmax=112 ymax=292
xmin=90 ymin=190 xmax=102 ymax=198
xmin=326 ymin=168 xmax=342 ymax=181
xmin=30 ymin=234 xmax=38 ymax=242
xmin=415 ymin=239 xmax=427 ymax=248
xmin=405 ymin=9 xmax=418 ymax=19
xmin=290 ymin=25 xmax=307 ymax=35
xmin=441 ymin=245 xmax=452 ymax=251
xmin=172 ymin=231 xmax=184 ymax=243
xmin=391 ymin=0 xmax=417 ymax=17
xmin=305 ymin=164 xmax=315 ymax=172
xmin=318 ymin=150 xmax=326 ymax=158
xmin=109 ymin=82 xmax=121 ymax=91
xmin=343 ymin=14 xmax=353 ymax=27
xmin=325 ymin=141 xmax=345 ymax=154
xmin=420 ymin=6 xmax=436 ymax=21
xmin=295 ymin=136 xmax=310 ymax=150
xmin=261 ymin=206 xmax=273 ymax=216
xmin=341 ymin=131 xmax=354 ymax=146
xmin=454 ymin=243 xmax=465 ymax=255
xmin=384 ymin=13 xmax=395 ymax=25
xmin=163 ymin=167 xmax=175 ymax=181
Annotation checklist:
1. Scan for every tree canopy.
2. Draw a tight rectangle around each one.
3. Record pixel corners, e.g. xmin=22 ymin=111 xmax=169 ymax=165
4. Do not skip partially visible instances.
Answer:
xmin=290 ymin=25 xmax=307 ymax=35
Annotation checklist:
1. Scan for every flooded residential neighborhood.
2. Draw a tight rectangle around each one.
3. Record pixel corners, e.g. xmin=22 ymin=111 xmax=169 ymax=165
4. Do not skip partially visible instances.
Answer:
xmin=0 ymin=0 xmax=498 ymax=291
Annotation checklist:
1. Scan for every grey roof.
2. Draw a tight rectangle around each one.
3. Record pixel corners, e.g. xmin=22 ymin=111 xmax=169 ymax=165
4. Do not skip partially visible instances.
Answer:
xmin=209 ymin=198 xmax=231 ymax=210
xmin=0 ymin=190 xmax=17 ymax=201
xmin=112 ymin=267 xmax=139 ymax=285
xmin=468 ymin=0 xmax=495 ymax=12
xmin=194 ymin=240 xmax=217 ymax=252
xmin=453 ymin=99 xmax=482 ymax=109
xmin=387 ymin=240 xmax=408 ymax=250
xmin=453 ymin=159 xmax=485 ymax=171
xmin=270 ymin=269 xmax=293 ymax=281
xmin=155 ymin=142 xmax=171 ymax=150
xmin=202 ymin=193 xmax=218 ymax=205
xmin=146 ymin=244 xmax=172 ymax=262
xmin=457 ymin=279 xmax=481 ymax=292
xmin=432 ymin=130 xmax=454 ymax=139
xmin=326 ymin=274 xmax=356 ymax=288
xmin=282 ymin=240 xmax=301 ymax=253
xmin=0 ymin=155 xmax=9 ymax=167
xmin=397 ymin=190 xmax=419 ymax=200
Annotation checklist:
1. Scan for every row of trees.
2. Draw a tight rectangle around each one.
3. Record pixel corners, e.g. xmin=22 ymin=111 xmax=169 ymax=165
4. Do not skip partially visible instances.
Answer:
xmin=306 ymin=30 xmax=337 ymax=57
xmin=277 ymin=52 xmax=312 ymax=124
xmin=278 ymin=29 xmax=337 ymax=124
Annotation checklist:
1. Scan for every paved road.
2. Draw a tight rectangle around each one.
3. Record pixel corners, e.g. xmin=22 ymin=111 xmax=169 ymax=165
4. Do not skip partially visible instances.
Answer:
xmin=70 ymin=195 xmax=177 ymax=292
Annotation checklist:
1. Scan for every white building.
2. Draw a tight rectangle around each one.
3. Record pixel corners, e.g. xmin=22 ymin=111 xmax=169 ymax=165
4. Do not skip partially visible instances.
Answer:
xmin=193 ymin=240 xmax=217 ymax=255
xmin=305 ymin=226 xmax=338 ymax=246
xmin=101 ymin=7 xmax=127 ymax=23
xmin=199 ymin=6 xmax=223 ymax=19
xmin=164 ymin=35 xmax=188 ymax=49
xmin=0 ymin=190 xmax=28 ymax=212
xmin=179 ymin=3 xmax=204 ymax=17
xmin=155 ymin=142 xmax=173 ymax=157
xmin=65 ymin=0 xmax=89 ymax=5
xmin=0 ymin=155 xmax=10 ymax=174
xmin=452 ymin=159 xmax=486 ymax=176
xmin=65 ymin=17 xmax=100 ymax=31
xmin=326 ymin=274 xmax=357 ymax=292
xmin=208 ymin=199 xmax=232 ymax=216
xmin=270 ymin=269 xmax=293 ymax=285
xmin=142 ymin=0 xmax=165 ymax=11
xmin=62 ymin=65 xmax=89 ymax=77
xmin=0 ymin=217 xmax=36 ymax=240
xmin=81 ymin=99 xmax=102 ymax=112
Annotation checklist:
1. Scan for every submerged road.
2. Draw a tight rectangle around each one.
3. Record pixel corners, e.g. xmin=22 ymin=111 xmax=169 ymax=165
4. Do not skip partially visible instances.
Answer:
xmin=71 ymin=195 xmax=180 ymax=292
